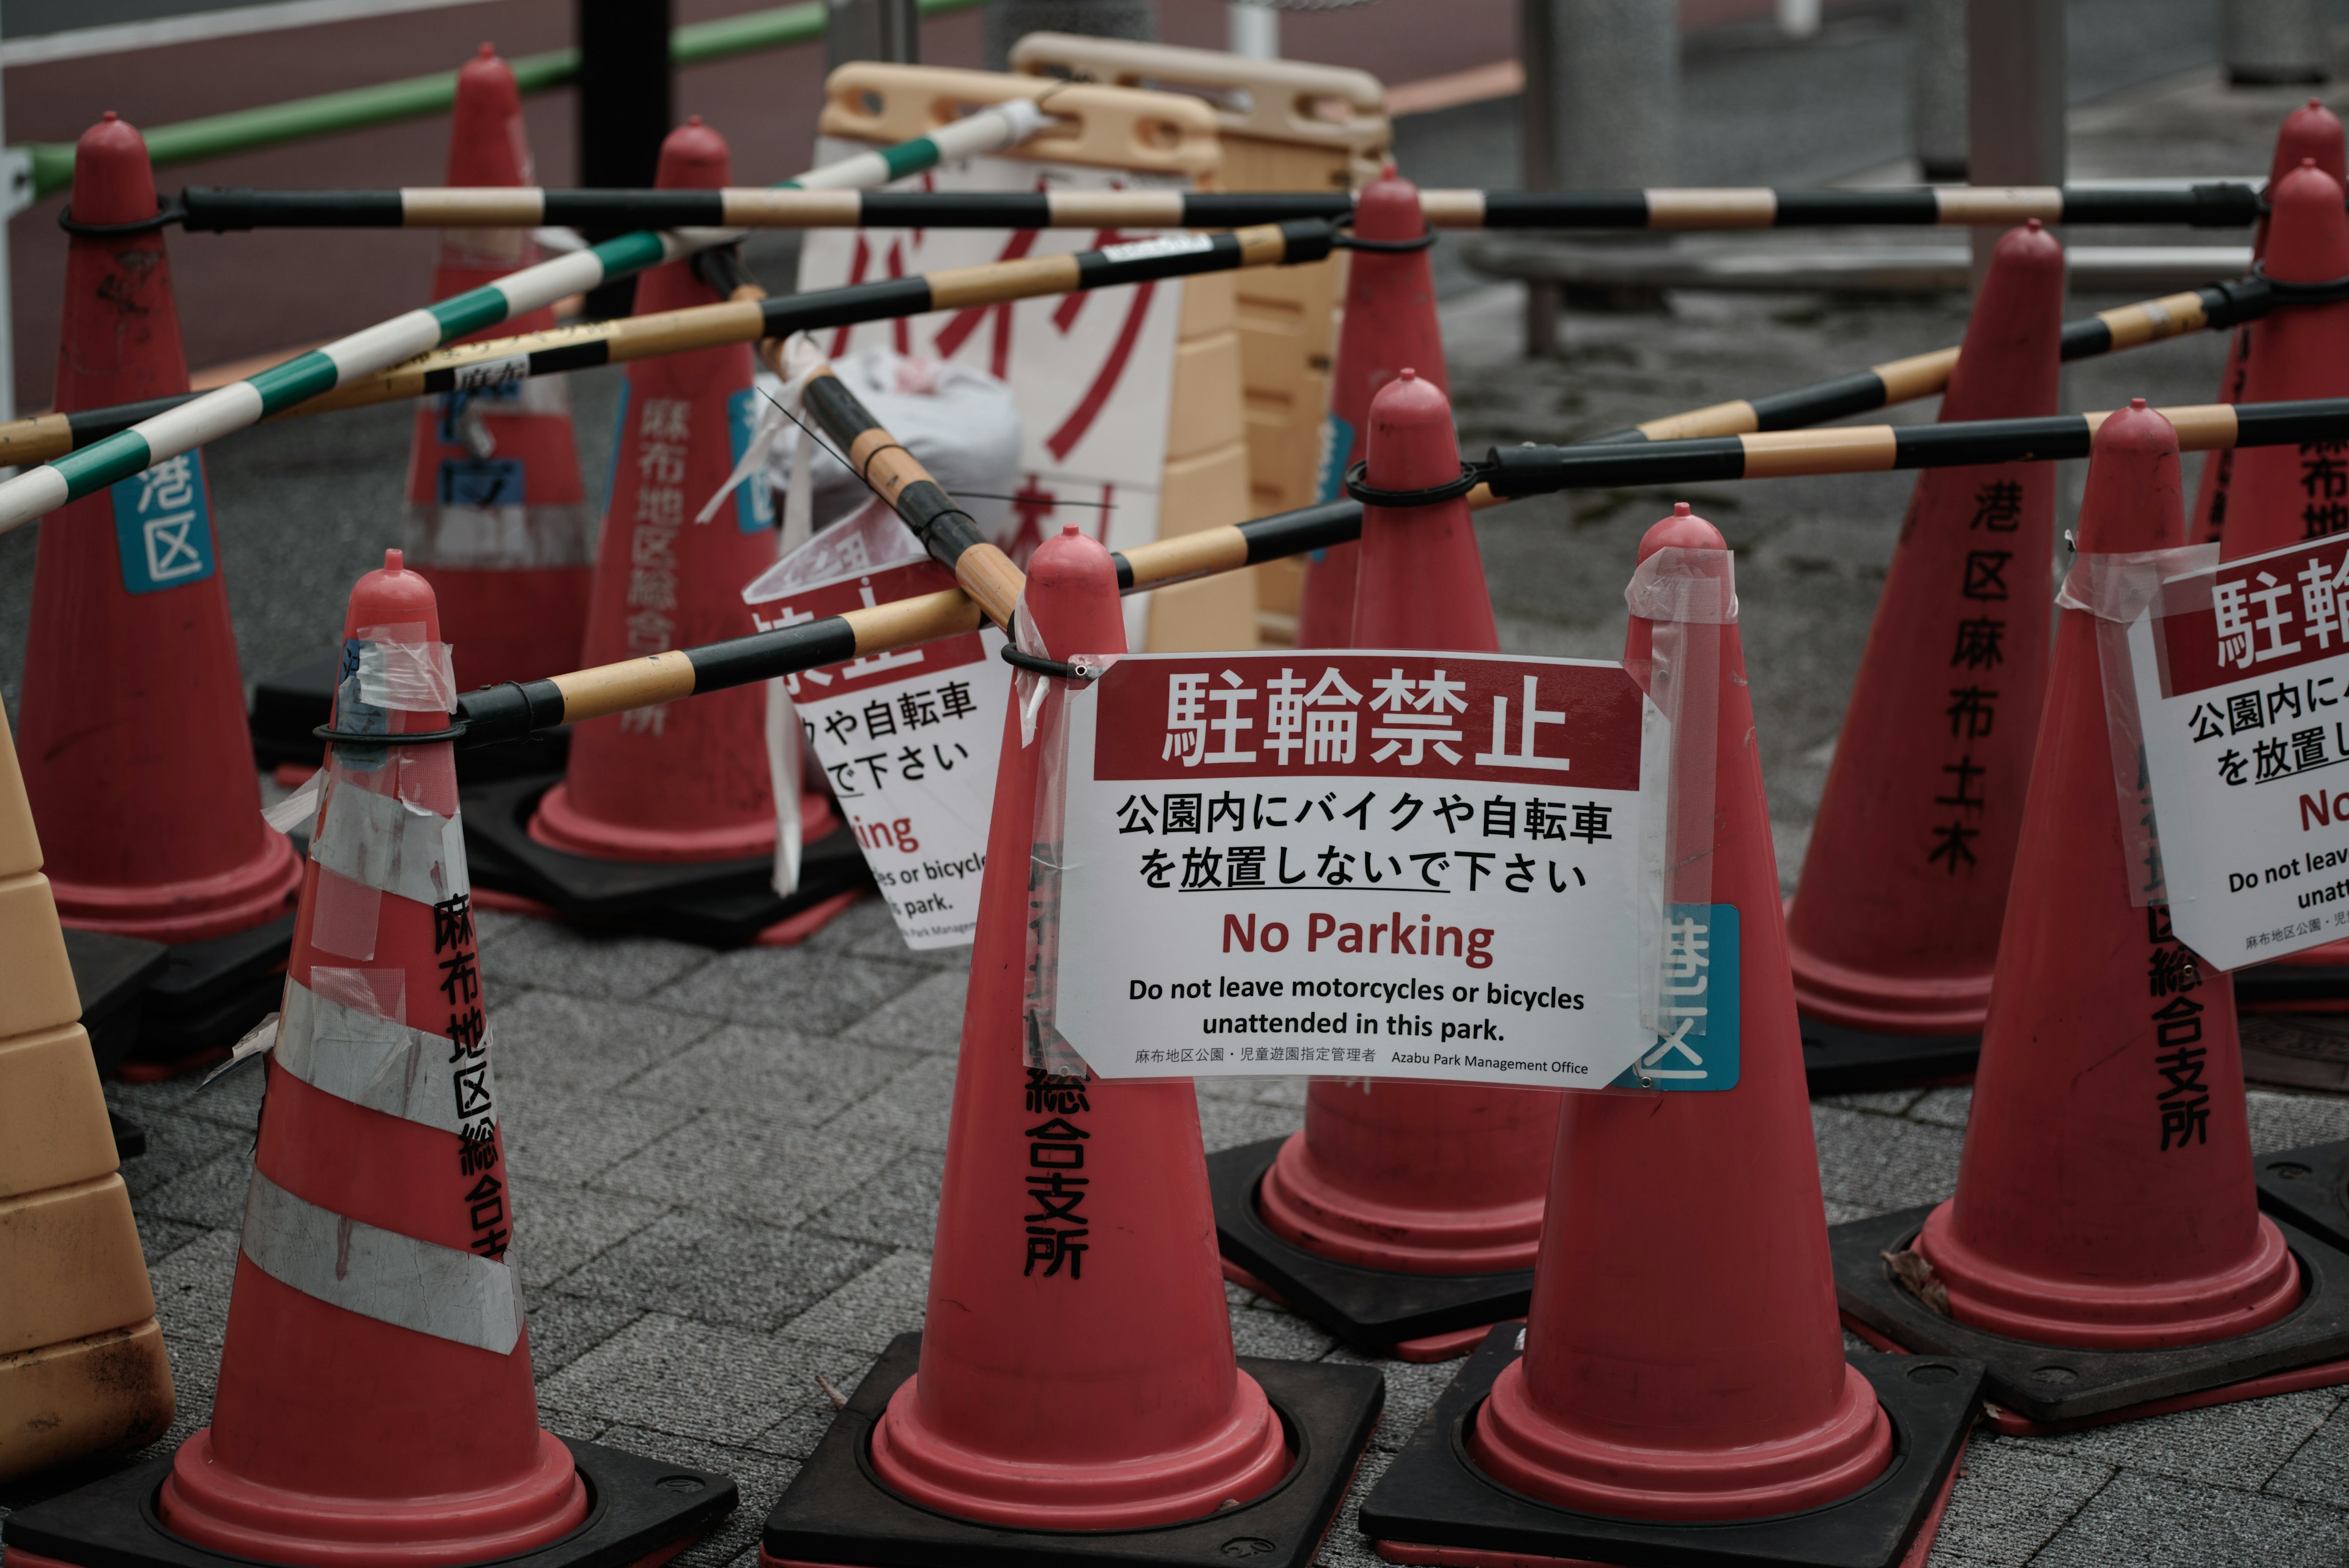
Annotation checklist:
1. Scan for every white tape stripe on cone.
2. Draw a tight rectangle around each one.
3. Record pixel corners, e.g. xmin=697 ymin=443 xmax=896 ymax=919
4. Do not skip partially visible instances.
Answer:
xmin=311 ymin=771 xmax=470 ymax=906
xmin=275 ymin=976 xmax=498 ymax=1139
xmin=239 ymin=1167 xmax=522 ymax=1355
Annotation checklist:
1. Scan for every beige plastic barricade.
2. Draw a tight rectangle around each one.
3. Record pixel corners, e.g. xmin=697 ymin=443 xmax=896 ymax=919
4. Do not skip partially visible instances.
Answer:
xmin=1010 ymin=36 xmax=1389 ymax=645
xmin=0 ymin=701 xmax=174 ymax=1483
xmin=806 ymin=65 xmax=1254 ymax=652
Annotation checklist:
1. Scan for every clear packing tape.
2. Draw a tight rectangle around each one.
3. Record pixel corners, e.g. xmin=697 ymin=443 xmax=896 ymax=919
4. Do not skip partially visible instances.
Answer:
xmin=1015 ymin=600 xmax=1114 ymax=1078
xmin=2057 ymin=541 xmax=2221 ymax=908
xmin=1624 ymin=546 xmax=1732 ymax=1043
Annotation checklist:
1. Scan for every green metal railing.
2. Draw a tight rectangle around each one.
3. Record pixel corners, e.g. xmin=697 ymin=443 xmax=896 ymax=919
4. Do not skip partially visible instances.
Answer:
xmin=18 ymin=0 xmax=990 ymax=201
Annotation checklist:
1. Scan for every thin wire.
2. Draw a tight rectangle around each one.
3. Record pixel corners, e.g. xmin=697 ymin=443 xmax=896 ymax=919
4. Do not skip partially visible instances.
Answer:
xmin=757 ymin=381 xmax=1114 ymax=508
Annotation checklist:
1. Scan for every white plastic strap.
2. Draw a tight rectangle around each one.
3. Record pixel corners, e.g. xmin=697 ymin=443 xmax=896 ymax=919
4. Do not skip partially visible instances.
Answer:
xmin=262 ymin=769 xmax=327 ymax=835
xmin=311 ymin=768 xmax=469 ymax=907
xmin=1624 ymin=546 xmax=1740 ymax=625
xmin=768 ymin=675 xmax=804 ymax=899
xmin=273 ymin=975 xmax=496 ymax=1139
xmin=699 ymin=335 xmax=823 ymax=526
xmin=2058 ymin=543 xmax=2220 ymax=908
xmin=239 ymin=1167 xmax=522 ymax=1356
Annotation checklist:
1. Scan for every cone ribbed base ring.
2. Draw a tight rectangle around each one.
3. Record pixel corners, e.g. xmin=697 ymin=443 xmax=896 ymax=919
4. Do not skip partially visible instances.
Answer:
xmin=1358 ymin=1326 xmax=1981 ymax=1568
xmin=1914 ymin=1200 xmax=2301 ymax=1350
xmin=0 ymin=1438 xmax=735 ymax=1568
xmin=529 ymin=778 xmax=783 ymax=864
xmin=1834 ymin=1204 xmax=2349 ymax=1424
xmin=762 ymin=1332 xmax=1382 ymax=1568
xmin=48 ymin=831 xmax=302 ymax=947
xmin=1467 ymin=1358 xmax=1893 ymax=1523
xmin=1786 ymin=943 xmax=1992 ymax=1041
xmin=1256 ymin=1131 xmax=1543 ymax=1275
xmin=156 ymin=1427 xmax=585 ymax=1566
xmin=866 ymin=1366 xmax=1291 ymax=1530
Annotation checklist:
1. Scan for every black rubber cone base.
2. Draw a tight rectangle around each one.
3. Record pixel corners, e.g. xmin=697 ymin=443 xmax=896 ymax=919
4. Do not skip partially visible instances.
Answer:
xmin=0 ymin=1436 xmax=736 ymax=1567
xmin=1833 ymin=1204 xmax=2349 ymax=1425
xmin=251 ymin=653 xmax=567 ymax=782
xmin=1208 ymin=1137 xmax=1534 ymax=1355
xmin=119 ymin=915 xmax=297 ymax=1074
xmin=2240 ymin=1015 xmax=2349 ymax=1093
xmin=761 ymin=1331 xmax=1382 ymax=1568
xmin=62 ymin=926 xmax=169 ymax=1075
xmin=2256 ymin=1139 xmax=2349 ymax=1252
xmin=1357 ymin=1325 xmax=1980 ymax=1568
xmin=2233 ymin=959 xmax=2349 ymax=1011
xmin=460 ymin=773 xmax=872 ymax=947
xmin=1799 ymin=1013 xmax=1978 ymax=1097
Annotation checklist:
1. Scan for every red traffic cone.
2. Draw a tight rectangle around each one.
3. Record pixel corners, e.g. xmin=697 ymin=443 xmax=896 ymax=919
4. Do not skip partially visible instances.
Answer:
xmin=1360 ymin=507 xmax=1975 ymax=1566
xmin=760 ymin=524 xmax=1380 ymax=1564
xmin=1294 ymin=169 xmax=1445 ymax=650
xmin=1214 ymin=369 xmax=1556 ymax=1361
xmin=2 ymin=552 xmax=733 ymax=1566
xmin=13 ymin=116 xmax=300 ymax=948
xmin=401 ymin=45 xmax=592 ymax=693
xmin=2190 ymin=98 xmax=2347 ymax=549
xmin=529 ymin=117 xmax=784 ymax=863
xmin=1784 ymin=222 xmax=2065 ymax=1082
xmin=2210 ymin=159 xmax=2349 ymax=565
xmin=1835 ymin=403 xmax=2349 ymax=1433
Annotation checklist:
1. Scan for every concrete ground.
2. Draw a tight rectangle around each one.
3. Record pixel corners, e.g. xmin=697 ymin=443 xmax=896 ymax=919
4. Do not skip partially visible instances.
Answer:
xmin=18 ymin=48 xmax=2349 ymax=1568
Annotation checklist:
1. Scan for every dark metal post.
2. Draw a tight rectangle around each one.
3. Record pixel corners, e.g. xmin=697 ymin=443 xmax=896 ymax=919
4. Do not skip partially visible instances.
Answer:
xmin=578 ymin=0 xmax=675 ymax=318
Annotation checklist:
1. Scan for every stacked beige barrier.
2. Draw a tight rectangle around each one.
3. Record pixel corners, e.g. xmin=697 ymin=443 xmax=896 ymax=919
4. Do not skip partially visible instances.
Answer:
xmin=0 ymin=700 xmax=174 ymax=1482
xmin=1010 ymin=37 xmax=1389 ymax=645
xmin=815 ymin=65 xmax=1256 ymax=652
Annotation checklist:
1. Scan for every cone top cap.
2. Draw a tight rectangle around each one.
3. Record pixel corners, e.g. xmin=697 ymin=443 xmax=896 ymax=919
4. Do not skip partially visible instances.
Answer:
xmin=2263 ymin=159 xmax=2349 ymax=285
xmin=72 ymin=111 xmax=158 ymax=229
xmin=1364 ymin=367 xmax=1461 ymax=491
xmin=1354 ymin=167 xmax=1425 ymax=242
xmin=455 ymin=40 xmax=518 ymax=105
xmin=2076 ymin=398 xmax=2182 ymax=557
xmin=344 ymin=546 xmax=442 ymax=641
xmin=1637 ymin=501 xmax=1724 ymax=561
xmin=657 ymin=115 xmax=732 ymax=190
xmin=1029 ymin=522 xmax=1115 ymax=595
xmin=1985 ymin=214 xmax=2065 ymax=276
xmin=2273 ymin=97 xmax=2347 ymax=186
xmin=448 ymin=42 xmax=526 ymax=186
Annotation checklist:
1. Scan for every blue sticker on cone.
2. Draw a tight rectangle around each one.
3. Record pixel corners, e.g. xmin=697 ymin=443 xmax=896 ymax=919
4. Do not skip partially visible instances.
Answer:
xmin=728 ymin=387 xmax=776 ymax=533
xmin=110 ymin=450 xmax=216 ymax=595
xmin=1609 ymin=903 xmax=1740 ymax=1091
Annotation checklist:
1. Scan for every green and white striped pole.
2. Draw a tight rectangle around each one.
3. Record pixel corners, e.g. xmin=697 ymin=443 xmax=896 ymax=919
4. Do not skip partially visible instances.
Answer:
xmin=0 ymin=97 xmax=1052 ymax=536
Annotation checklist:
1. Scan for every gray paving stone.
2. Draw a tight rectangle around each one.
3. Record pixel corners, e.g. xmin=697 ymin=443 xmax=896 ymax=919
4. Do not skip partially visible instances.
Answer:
xmin=781 ymin=1249 xmax=932 ymax=1354
xmin=152 ymin=1332 xmax=220 ymax=1459
xmin=147 ymin=1228 xmax=243 ymax=1351
xmin=1230 ymin=1308 xmax=1338 ymax=1363
xmin=591 ymin=1422 xmax=798 ymax=1568
xmin=1810 ymin=1102 xmax=1964 ymax=1216
xmin=522 ymin=1291 xmax=645 ymax=1378
xmin=817 ymin=1054 xmax=959 ymax=1151
xmin=109 ymin=1109 xmax=244 ymax=1202
xmin=1816 ymin=1088 xmax=1926 ymax=1117
xmin=510 ymin=1176 xmax=670 ymax=1289
xmin=840 ymin=966 xmax=970 ymax=1053
xmin=136 ymin=1216 xmax=210 ymax=1268
xmin=2262 ymin=1394 xmax=2349 ymax=1507
xmin=499 ymin=1087 xmax=701 ymax=1189
xmin=481 ymin=918 xmax=717 ymax=1003
xmin=2005 ymin=1389 xmax=2339 ymax=1493
xmin=593 ymin=1111 xmax=900 ymax=1228
xmin=2031 ymin=1462 xmax=2349 ymax=1568
xmin=1823 ymin=1198 xmax=1873 ymax=1226
xmin=1324 ymin=1352 xmax=1469 ymax=1455
xmin=650 ymin=945 xmax=932 ymax=1036
xmin=628 ymin=1023 xmax=913 ymax=1125
xmin=2247 ymin=1089 xmax=2349 ymax=1155
xmin=555 ymin=1208 xmax=887 ymax=1332
xmin=1907 ymin=1086 xmax=1975 ymax=1131
xmin=1924 ymin=1436 xmax=2114 ymax=1568
xmin=746 ymin=1349 xmax=885 ymax=1462
xmin=540 ymin=1313 xmax=869 ymax=1446
xmin=1197 ymin=1094 xmax=1307 ymax=1154
xmin=1314 ymin=1442 xmax=1394 ymax=1568
xmin=803 ymin=1147 xmax=944 ymax=1250
xmin=792 ymin=891 xmax=900 ymax=955
xmin=489 ymin=990 xmax=721 ymax=1097
xmin=472 ymin=907 xmax=530 ymax=952
xmin=139 ymin=1149 xmax=256 ymax=1233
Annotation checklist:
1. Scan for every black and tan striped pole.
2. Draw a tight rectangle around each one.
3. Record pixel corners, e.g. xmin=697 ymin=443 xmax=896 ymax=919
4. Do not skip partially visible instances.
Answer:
xmin=0 ymin=221 xmax=1335 ymax=471
xmin=453 ymin=394 xmax=2349 ymax=747
xmin=163 ymin=182 xmax=2276 ymax=233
